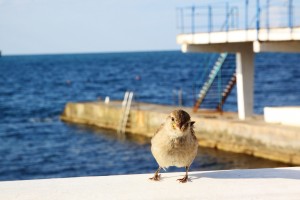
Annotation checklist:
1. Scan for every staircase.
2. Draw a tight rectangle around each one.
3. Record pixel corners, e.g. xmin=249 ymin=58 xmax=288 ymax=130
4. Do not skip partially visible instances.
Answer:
xmin=217 ymin=73 xmax=236 ymax=111
xmin=193 ymin=53 xmax=236 ymax=112
xmin=193 ymin=53 xmax=227 ymax=112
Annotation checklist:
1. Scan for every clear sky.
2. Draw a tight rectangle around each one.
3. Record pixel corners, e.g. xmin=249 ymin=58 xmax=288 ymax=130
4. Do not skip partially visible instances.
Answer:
xmin=0 ymin=0 xmax=198 ymax=55
xmin=1 ymin=0 xmax=294 ymax=55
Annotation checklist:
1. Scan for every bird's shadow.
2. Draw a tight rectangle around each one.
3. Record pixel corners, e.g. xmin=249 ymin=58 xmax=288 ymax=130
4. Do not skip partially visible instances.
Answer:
xmin=158 ymin=176 xmax=194 ymax=183
xmin=189 ymin=168 xmax=300 ymax=181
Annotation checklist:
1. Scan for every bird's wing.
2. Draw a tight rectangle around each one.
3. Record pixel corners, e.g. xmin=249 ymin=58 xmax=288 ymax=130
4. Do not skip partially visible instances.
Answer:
xmin=190 ymin=126 xmax=197 ymax=140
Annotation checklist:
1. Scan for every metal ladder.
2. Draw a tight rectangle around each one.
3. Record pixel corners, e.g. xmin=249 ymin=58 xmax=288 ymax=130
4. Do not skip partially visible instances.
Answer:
xmin=117 ymin=91 xmax=134 ymax=134
xmin=193 ymin=53 xmax=228 ymax=112
xmin=217 ymin=72 xmax=236 ymax=111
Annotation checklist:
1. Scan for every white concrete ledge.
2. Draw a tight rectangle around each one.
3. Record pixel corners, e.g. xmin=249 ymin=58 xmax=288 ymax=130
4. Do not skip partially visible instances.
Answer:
xmin=264 ymin=107 xmax=300 ymax=127
xmin=177 ymin=27 xmax=300 ymax=45
xmin=1 ymin=167 xmax=300 ymax=200
xmin=177 ymin=27 xmax=300 ymax=53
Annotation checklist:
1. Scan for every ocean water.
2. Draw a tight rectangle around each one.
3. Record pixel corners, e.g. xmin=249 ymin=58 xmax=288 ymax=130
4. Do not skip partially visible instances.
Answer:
xmin=0 ymin=51 xmax=299 ymax=181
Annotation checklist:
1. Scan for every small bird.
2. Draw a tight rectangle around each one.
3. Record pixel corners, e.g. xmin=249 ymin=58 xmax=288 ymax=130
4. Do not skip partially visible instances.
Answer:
xmin=149 ymin=109 xmax=198 ymax=183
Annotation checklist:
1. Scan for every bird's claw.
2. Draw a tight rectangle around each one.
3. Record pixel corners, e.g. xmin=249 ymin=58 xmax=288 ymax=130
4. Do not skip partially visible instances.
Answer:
xmin=177 ymin=175 xmax=188 ymax=183
xmin=149 ymin=174 xmax=161 ymax=181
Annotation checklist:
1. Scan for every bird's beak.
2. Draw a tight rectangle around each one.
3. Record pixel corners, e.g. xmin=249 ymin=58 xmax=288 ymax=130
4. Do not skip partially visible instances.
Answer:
xmin=172 ymin=122 xmax=176 ymax=129
xmin=172 ymin=122 xmax=181 ymax=130
xmin=177 ymin=122 xmax=184 ymax=129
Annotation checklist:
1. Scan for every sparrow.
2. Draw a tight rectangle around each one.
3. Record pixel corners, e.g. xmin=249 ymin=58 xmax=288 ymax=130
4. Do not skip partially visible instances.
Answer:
xmin=149 ymin=109 xmax=198 ymax=183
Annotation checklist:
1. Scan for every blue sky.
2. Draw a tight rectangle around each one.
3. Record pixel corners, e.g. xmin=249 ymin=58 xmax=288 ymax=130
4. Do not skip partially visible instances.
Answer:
xmin=0 ymin=0 xmax=198 ymax=55
xmin=1 ymin=0 xmax=295 ymax=55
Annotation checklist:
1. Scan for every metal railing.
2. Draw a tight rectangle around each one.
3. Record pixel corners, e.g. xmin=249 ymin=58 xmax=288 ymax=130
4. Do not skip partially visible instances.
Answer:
xmin=176 ymin=0 xmax=300 ymax=34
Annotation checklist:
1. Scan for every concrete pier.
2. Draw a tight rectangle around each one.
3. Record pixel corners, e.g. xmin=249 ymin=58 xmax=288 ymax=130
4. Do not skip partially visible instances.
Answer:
xmin=1 ymin=167 xmax=300 ymax=200
xmin=177 ymin=27 xmax=300 ymax=120
xmin=61 ymin=101 xmax=300 ymax=165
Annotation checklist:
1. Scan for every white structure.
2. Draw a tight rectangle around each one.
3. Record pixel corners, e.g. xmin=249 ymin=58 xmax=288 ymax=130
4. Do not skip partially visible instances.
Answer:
xmin=264 ymin=106 xmax=300 ymax=127
xmin=177 ymin=27 xmax=300 ymax=120
xmin=1 ymin=167 xmax=300 ymax=200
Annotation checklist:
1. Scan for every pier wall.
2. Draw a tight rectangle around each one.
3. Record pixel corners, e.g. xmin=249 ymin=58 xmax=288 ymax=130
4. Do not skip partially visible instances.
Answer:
xmin=61 ymin=101 xmax=300 ymax=165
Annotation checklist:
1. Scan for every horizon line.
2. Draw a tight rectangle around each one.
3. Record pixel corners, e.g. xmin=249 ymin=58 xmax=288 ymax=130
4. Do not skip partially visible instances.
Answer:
xmin=1 ymin=48 xmax=181 ymax=57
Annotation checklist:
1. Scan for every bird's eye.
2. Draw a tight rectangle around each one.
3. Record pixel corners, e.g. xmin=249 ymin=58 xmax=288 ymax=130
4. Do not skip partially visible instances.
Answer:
xmin=171 ymin=117 xmax=175 ymax=122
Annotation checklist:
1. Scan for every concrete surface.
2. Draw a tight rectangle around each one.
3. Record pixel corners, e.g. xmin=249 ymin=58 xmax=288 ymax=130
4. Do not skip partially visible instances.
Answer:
xmin=1 ymin=167 xmax=300 ymax=200
xmin=177 ymin=27 xmax=300 ymax=48
xmin=264 ymin=106 xmax=300 ymax=127
xmin=60 ymin=101 xmax=300 ymax=164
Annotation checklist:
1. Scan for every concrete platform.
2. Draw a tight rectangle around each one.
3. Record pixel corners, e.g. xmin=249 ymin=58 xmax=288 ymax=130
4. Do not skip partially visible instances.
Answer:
xmin=177 ymin=27 xmax=300 ymax=53
xmin=60 ymin=101 xmax=300 ymax=165
xmin=1 ymin=167 xmax=300 ymax=200
xmin=264 ymin=106 xmax=300 ymax=127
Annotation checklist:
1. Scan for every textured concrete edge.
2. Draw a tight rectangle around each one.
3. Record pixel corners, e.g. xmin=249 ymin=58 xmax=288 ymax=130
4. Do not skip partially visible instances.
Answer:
xmin=60 ymin=101 xmax=300 ymax=165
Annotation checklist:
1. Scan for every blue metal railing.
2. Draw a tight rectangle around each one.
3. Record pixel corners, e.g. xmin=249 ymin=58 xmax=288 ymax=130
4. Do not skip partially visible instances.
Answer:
xmin=177 ymin=0 xmax=299 ymax=34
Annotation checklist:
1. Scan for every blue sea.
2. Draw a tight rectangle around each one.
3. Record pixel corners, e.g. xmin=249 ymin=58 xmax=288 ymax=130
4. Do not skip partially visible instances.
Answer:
xmin=1 ymin=51 xmax=299 ymax=181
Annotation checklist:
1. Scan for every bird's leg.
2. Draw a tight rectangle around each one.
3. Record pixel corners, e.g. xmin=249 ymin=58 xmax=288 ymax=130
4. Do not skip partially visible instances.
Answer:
xmin=149 ymin=166 xmax=162 ymax=181
xmin=177 ymin=166 xmax=189 ymax=183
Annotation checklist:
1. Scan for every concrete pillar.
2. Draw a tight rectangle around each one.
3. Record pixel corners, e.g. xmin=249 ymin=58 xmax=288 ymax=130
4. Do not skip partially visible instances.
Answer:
xmin=236 ymin=50 xmax=254 ymax=120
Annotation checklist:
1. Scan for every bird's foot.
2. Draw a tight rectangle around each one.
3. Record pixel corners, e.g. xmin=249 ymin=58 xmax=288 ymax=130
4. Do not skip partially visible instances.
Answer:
xmin=177 ymin=175 xmax=188 ymax=183
xmin=149 ymin=173 xmax=161 ymax=181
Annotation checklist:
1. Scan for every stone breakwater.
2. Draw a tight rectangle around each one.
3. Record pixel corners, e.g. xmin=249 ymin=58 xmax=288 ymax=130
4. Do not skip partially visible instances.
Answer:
xmin=60 ymin=101 xmax=300 ymax=165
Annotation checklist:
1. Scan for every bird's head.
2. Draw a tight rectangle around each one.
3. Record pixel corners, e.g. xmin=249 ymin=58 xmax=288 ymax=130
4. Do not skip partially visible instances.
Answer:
xmin=166 ymin=110 xmax=195 ymax=136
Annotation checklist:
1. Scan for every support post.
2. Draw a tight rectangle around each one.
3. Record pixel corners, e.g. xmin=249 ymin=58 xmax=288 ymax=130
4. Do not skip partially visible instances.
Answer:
xmin=256 ymin=0 xmax=260 ymax=40
xmin=236 ymin=50 xmax=254 ymax=120
xmin=208 ymin=6 xmax=212 ymax=33
xmin=225 ymin=2 xmax=229 ymax=32
xmin=288 ymin=0 xmax=293 ymax=28
xmin=245 ymin=0 xmax=249 ymax=30
xmin=266 ymin=0 xmax=270 ymax=30
xmin=191 ymin=6 xmax=195 ymax=34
